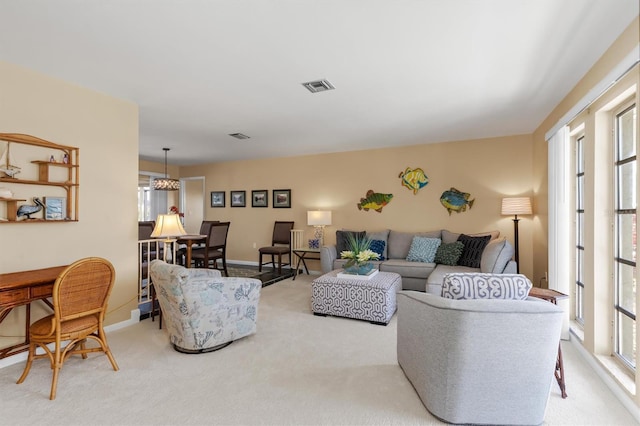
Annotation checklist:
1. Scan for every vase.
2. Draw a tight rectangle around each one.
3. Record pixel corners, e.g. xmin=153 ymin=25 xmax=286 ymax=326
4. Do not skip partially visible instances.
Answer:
xmin=343 ymin=262 xmax=374 ymax=275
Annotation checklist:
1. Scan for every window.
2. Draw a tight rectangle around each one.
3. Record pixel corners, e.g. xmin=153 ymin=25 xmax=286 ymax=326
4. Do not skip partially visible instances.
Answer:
xmin=138 ymin=173 xmax=168 ymax=222
xmin=613 ymin=102 xmax=637 ymax=370
xmin=575 ymin=134 xmax=585 ymax=325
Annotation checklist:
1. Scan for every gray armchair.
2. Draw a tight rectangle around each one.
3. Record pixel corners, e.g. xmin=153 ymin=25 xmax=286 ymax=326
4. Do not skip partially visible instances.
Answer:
xmin=397 ymin=274 xmax=563 ymax=425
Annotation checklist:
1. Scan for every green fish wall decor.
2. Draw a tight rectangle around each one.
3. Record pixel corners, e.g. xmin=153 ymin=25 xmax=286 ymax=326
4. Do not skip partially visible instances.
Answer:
xmin=440 ymin=187 xmax=475 ymax=215
xmin=357 ymin=190 xmax=393 ymax=213
xmin=399 ymin=167 xmax=429 ymax=194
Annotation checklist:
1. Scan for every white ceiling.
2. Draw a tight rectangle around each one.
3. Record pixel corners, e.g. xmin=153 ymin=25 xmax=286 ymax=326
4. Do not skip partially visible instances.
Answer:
xmin=0 ymin=1 xmax=637 ymax=165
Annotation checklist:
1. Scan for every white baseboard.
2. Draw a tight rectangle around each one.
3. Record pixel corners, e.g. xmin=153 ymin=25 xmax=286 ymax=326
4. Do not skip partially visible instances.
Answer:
xmin=0 ymin=309 xmax=140 ymax=370
xmin=569 ymin=331 xmax=640 ymax=423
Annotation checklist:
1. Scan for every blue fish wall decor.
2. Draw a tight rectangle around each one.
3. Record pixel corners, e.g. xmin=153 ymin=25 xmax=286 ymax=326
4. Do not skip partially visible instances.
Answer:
xmin=440 ymin=187 xmax=475 ymax=215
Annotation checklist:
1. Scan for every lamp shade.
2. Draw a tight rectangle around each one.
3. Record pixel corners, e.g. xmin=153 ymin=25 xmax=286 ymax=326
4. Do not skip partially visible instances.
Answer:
xmin=153 ymin=178 xmax=180 ymax=191
xmin=501 ymin=197 xmax=532 ymax=216
xmin=150 ymin=214 xmax=187 ymax=238
xmin=307 ymin=210 xmax=332 ymax=226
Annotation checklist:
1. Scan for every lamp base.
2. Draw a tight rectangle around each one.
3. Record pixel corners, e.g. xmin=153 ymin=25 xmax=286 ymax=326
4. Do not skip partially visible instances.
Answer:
xmin=313 ymin=226 xmax=325 ymax=248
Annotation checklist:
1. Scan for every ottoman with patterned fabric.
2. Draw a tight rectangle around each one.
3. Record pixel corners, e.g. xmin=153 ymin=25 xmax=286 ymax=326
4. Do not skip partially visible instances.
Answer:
xmin=311 ymin=270 xmax=402 ymax=325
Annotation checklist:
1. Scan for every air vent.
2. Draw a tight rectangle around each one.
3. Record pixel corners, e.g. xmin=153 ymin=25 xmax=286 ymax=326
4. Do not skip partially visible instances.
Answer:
xmin=229 ymin=133 xmax=250 ymax=140
xmin=302 ymin=79 xmax=335 ymax=93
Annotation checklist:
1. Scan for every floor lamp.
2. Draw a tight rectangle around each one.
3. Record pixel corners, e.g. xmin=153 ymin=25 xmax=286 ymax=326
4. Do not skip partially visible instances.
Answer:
xmin=501 ymin=197 xmax=532 ymax=274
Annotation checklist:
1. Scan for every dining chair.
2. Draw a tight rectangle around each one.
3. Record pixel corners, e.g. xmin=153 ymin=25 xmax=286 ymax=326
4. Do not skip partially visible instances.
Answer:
xmin=16 ymin=257 xmax=119 ymax=400
xmin=177 ymin=220 xmax=218 ymax=266
xmin=191 ymin=221 xmax=230 ymax=276
xmin=258 ymin=221 xmax=295 ymax=274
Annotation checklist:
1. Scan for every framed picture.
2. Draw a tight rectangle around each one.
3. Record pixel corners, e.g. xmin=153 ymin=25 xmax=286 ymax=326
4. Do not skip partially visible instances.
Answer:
xmin=230 ymin=190 xmax=246 ymax=207
xmin=44 ymin=196 xmax=66 ymax=220
xmin=251 ymin=190 xmax=268 ymax=207
xmin=210 ymin=191 xmax=225 ymax=208
xmin=272 ymin=189 xmax=291 ymax=208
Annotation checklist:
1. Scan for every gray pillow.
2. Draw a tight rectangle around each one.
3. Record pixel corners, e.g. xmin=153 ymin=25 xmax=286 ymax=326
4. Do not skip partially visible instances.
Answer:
xmin=388 ymin=230 xmax=441 ymax=259
xmin=480 ymin=238 xmax=514 ymax=273
xmin=406 ymin=237 xmax=441 ymax=263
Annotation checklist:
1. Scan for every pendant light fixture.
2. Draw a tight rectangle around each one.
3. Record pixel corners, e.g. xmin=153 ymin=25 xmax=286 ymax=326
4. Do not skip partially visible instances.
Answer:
xmin=153 ymin=148 xmax=180 ymax=191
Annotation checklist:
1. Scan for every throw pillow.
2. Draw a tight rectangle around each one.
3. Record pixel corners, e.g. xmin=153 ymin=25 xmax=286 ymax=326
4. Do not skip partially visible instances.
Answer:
xmin=336 ymin=230 xmax=366 ymax=259
xmin=406 ymin=237 xmax=441 ymax=263
xmin=369 ymin=239 xmax=386 ymax=261
xmin=480 ymin=238 xmax=515 ymax=273
xmin=441 ymin=273 xmax=532 ymax=300
xmin=366 ymin=230 xmax=390 ymax=259
xmin=457 ymin=234 xmax=491 ymax=268
xmin=434 ymin=241 xmax=464 ymax=266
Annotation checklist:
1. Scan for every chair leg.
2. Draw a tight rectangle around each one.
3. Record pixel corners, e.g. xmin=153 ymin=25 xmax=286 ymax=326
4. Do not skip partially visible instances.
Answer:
xmin=258 ymin=253 xmax=263 ymax=272
xmin=49 ymin=343 xmax=63 ymax=400
xmin=271 ymin=255 xmax=275 ymax=271
xmin=222 ymin=257 xmax=228 ymax=277
xmin=277 ymin=253 xmax=282 ymax=274
xmin=16 ymin=342 xmax=36 ymax=384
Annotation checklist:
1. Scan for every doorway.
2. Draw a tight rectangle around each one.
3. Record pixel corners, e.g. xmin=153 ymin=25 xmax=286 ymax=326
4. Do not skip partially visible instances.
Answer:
xmin=180 ymin=177 xmax=205 ymax=234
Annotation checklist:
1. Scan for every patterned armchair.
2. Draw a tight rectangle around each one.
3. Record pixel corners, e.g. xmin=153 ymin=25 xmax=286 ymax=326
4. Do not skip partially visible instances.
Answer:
xmin=149 ymin=260 xmax=261 ymax=353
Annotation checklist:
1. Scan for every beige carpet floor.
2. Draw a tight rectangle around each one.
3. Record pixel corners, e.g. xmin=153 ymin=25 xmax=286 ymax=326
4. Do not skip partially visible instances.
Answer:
xmin=0 ymin=274 xmax=636 ymax=425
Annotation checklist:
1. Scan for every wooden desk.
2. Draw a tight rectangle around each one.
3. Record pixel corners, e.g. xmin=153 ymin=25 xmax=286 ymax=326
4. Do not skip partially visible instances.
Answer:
xmin=0 ymin=265 xmax=67 ymax=358
xmin=529 ymin=286 xmax=569 ymax=398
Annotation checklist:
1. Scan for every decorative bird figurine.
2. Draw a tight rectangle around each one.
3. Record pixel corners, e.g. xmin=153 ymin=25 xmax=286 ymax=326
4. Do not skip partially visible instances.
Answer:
xmin=17 ymin=197 xmax=45 ymax=219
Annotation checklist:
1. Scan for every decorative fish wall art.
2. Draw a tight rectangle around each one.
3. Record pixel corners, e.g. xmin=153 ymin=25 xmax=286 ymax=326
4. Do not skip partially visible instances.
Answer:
xmin=440 ymin=187 xmax=475 ymax=215
xmin=357 ymin=190 xmax=393 ymax=213
xmin=399 ymin=167 xmax=429 ymax=194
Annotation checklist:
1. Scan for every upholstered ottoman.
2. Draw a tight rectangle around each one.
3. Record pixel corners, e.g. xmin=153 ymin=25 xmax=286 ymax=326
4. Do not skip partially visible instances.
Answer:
xmin=311 ymin=270 xmax=402 ymax=325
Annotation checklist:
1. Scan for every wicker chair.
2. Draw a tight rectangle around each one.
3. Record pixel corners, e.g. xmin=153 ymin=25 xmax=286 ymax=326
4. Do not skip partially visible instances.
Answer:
xmin=258 ymin=221 xmax=294 ymax=274
xmin=16 ymin=257 xmax=119 ymax=400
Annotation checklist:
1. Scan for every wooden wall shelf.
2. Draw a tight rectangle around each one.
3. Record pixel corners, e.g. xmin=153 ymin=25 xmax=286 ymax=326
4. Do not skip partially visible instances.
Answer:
xmin=0 ymin=133 xmax=79 ymax=223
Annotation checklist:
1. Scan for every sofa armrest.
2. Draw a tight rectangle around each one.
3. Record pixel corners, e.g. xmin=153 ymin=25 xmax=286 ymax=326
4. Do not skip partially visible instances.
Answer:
xmin=320 ymin=245 xmax=337 ymax=273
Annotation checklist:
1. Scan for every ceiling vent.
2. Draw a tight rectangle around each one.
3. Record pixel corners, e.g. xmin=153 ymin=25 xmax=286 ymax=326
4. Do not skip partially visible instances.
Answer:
xmin=302 ymin=79 xmax=335 ymax=93
xmin=229 ymin=133 xmax=250 ymax=140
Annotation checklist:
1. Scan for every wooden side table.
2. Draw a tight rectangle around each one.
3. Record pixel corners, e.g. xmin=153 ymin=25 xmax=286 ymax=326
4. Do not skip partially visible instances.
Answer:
xmin=291 ymin=248 xmax=321 ymax=281
xmin=529 ymin=286 xmax=568 ymax=398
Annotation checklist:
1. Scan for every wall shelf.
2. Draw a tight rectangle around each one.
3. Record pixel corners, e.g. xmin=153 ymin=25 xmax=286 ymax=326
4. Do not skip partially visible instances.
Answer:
xmin=0 ymin=133 xmax=79 ymax=223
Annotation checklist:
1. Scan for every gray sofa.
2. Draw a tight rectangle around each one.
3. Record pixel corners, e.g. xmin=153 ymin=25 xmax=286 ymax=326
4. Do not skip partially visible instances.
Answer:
xmin=320 ymin=229 xmax=516 ymax=294
xmin=397 ymin=274 xmax=563 ymax=425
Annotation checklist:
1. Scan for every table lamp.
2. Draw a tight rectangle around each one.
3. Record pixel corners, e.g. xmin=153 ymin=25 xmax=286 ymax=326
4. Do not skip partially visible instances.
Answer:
xmin=307 ymin=210 xmax=332 ymax=247
xmin=501 ymin=197 xmax=532 ymax=274
xmin=151 ymin=214 xmax=187 ymax=262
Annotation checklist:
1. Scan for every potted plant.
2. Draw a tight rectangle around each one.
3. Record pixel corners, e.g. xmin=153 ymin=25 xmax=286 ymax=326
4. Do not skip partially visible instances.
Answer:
xmin=340 ymin=233 xmax=380 ymax=275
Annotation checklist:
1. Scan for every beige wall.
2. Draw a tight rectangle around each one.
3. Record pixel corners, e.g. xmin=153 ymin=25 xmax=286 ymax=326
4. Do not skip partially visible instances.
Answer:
xmin=180 ymin=134 xmax=536 ymax=278
xmin=0 ymin=62 xmax=139 ymax=344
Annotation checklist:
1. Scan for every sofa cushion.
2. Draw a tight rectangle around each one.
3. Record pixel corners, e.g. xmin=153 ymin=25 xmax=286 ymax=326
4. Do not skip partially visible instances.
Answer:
xmin=369 ymin=239 xmax=386 ymax=261
xmin=406 ymin=237 xmax=441 ymax=263
xmin=442 ymin=229 xmax=500 ymax=244
xmin=457 ymin=234 xmax=491 ymax=268
xmin=434 ymin=241 xmax=464 ymax=266
xmin=426 ymin=264 xmax=480 ymax=293
xmin=481 ymin=237 xmax=514 ymax=273
xmin=380 ymin=259 xmax=435 ymax=279
xmin=388 ymin=230 xmax=441 ymax=259
xmin=336 ymin=230 xmax=366 ymax=258
xmin=366 ymin=229 xmax=390 ymax=259
xmin=441 ymin=273 xmax=532 ymax=300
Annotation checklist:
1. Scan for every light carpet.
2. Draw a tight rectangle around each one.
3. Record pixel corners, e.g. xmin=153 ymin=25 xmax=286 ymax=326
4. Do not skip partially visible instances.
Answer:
xmin=0 ymin=274 xmax=636 ymax=425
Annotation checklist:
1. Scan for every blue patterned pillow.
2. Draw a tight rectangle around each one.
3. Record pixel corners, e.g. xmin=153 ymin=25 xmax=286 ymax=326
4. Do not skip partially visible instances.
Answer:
xmin=406 ymin=237 xmax=441 ymax=263
xmin=369 ymin=239 xmax=386 ymax=261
